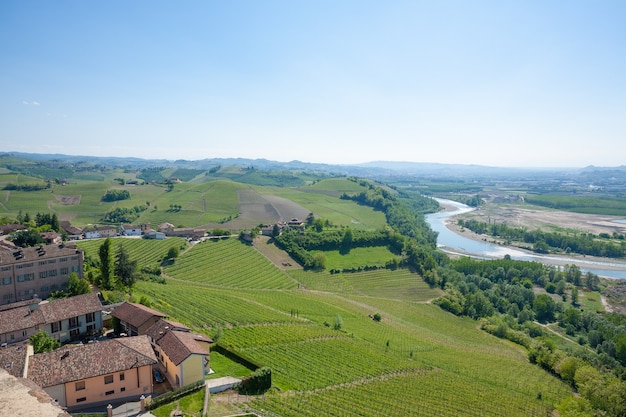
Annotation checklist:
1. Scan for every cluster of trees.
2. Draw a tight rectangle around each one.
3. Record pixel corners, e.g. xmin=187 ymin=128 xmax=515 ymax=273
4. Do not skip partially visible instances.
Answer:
xmin=167 ymin=204 xmax=183 ymax=212
xmin=34 ymin=212 xmax=60 ymax=231
xmin=432 ymin=257 xmax=626 ymax=416
xmin=101 ymin=189 xmax=131 ymax=202
xmin=274 ymin=226 xmax=405 ymax=269
xmin=93 ymin=239 xmax=138 ymax=290
xmin=49 ymin=272 xmax=91 ymax=299
xmin=339 ymin=179 xmax=441 ymax=281
xmin=3 ymin=183 xmax=49 ymax=191
xmin=102 ymin=205 xmax=147 ymax=223
xmin=458 ymin=219 xmax=625 ymax=258
xmin=8 ymin=211 xmax=65 ymax=247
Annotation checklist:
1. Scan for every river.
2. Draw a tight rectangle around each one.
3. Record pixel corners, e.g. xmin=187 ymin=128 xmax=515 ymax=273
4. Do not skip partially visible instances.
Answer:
xmin=425 ymin=198 xmax=626 ymax=280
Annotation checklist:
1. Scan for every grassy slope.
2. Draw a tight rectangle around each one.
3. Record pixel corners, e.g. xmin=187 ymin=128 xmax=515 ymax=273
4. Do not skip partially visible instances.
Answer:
xmin=259 ymin=186 xmax=387 ymax=229
xmin=135 ymin=238 xmax=572 ymax=417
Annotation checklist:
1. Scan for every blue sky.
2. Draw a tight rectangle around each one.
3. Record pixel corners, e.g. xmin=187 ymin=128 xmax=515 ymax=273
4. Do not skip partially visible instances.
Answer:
xmin=1 ymin=1 xmax=625 ymax=167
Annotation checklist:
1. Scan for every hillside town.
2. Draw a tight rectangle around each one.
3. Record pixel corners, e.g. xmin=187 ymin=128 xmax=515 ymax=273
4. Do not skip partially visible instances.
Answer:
xmin=0 ymin=240 xmax=213 ymax=415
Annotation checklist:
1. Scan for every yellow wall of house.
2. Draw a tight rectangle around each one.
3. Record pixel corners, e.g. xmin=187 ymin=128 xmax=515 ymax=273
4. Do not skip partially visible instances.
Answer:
xmin=157 ymin=346 xmax=181 ymax=388
xmin=181 ymin=355 xmax=205 ymax=387
xmin=64 ymin=365 xmax=152 ymax=408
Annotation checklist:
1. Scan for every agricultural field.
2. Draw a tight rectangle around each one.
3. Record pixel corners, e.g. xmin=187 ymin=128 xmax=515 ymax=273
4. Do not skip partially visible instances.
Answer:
xmin=316 ymin=246 xmax=400 ymax=270
xmin=163 ymin=238 xmax=297 ymax=290
xmin=130 ymin=237 xmax=573 ymax=416
xmin=76 ymin=237 xmax=188 ymax=269
xmin=259 ymin=186 xmax=387 ymax=230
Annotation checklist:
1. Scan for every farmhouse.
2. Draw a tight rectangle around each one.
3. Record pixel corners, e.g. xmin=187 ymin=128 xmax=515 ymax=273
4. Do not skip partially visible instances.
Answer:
xmin=83 ymin=225 xmax=117 ymax=239
xmin=119 ymin=224 xmax=143 ymax=236
xmin=60 ymin=221 xmax=83 ymax=240
xmin=26 ymin=335 xmax=157 ymax=410
xmin=146 ymin=319 xmax=211 ymax=388
xmin=143 ymin=230 xmax=165 ymax=240
xmin=40 ymin=231 xmax=62 ymax=245
xmin=0 ymin=293 xmax=103 ymax=345
xmin=111 ymin=302 xmax=167 ymax=336
xmin=287 ymin=218 xmax=305 ymax=230
xmin=0 ymin=243 xmax=84 ymax=305
xmin=157 ymin=222 xmax=205 ymax=239
xmin=0 ymin=224 xmax=27 ymax=235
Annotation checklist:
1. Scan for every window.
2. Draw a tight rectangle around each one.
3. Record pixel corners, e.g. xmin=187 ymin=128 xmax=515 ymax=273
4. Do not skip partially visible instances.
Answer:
xmin=60 ymin=267 xmax=69 ymax=275
xmin=104 ymin=375 xmax=114 ymax=384
xmin=2 ymin=277 xmax=11 ymax=285
xmin=76 ymin=397 xmax=86 ymax=403
xmin=22 ymin=330 xmax=27 ymax=337
xmin=70 ymin=329 xmax=80 ymax=338
xmin=119 ymin=373 xmax=125 ymax=381
xmin=51 ymin=321 xmax=61 ymax=333
xmin=105 ymin=390 xmax=115 ymax=396
xmin=3 ymin=293 xmax=12 ymax=300
xmin=40 ymin=286 xmax=49 ymax=293
xmin=39 ymin=271 xmax=47 ymax=279
xmin=39 ymin=260 xmax=47 ymax=266
xmin=86 ymin=312 xmax=95 ymax=323
xmin=60 ymin=257 xmax=68 ymax=262
xmin=69 ymin=317 xmax=79 ymax=328
xmin=86 ymin=324 xmax=96 ymax=333
xmin=121 ymin=387 xmax=126 ymax=392
xmin=75 ymin=381 xmax=85 ymax=391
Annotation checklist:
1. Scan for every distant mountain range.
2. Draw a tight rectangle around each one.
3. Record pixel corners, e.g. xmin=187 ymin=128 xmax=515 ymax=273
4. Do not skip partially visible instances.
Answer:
xmin=3 ymin=151 xmax=626 ymax=180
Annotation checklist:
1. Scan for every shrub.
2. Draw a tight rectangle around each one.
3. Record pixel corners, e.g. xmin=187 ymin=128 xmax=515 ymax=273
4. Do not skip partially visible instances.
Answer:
xmin=239 ymin=367 xmax=271 ymax=394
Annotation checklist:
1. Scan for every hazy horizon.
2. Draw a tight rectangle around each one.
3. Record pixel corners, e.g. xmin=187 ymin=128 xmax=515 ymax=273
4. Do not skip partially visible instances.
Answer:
xmin=2 ymin=1 xmax=625 ymax=167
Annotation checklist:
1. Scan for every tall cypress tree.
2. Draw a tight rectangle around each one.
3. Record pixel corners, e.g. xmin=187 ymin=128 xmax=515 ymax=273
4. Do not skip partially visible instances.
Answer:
xmin=98 ymin=238 xmax=114 ymax=290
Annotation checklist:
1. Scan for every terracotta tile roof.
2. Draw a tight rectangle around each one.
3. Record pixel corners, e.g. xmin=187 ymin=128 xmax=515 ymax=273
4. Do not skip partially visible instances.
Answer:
xmin=157 ymin=330 xmax=211 ymax=366
xmin=0 ymin=306 xmax=45 ymax=334
xmin=111 ymin=302 xmax=167 ymax=329
xmin=0 ymin=342 xmax=29 ymax=378
xmin=0 ymin=243 xmax=82 ymax=265
xmin=60 ymin=221 xmax=83 ymax=236
xmin=27 ymin=336 xmax=157 ymax=388
xmin=38 ymin=293 xmax=102 ymax=324
xmin=145 ymin=319 xmax=190 ymax=341
xmin=0 ymin=294 xmax=101 ymax=335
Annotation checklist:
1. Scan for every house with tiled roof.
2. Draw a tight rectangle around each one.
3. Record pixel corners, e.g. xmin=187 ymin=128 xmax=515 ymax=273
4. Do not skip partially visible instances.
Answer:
xmin=120 ymin=224 xmax=146 ymax=236
xmin=83 ymin=225 xmax=117 ymax=239
xmin=26 ymin=335 xmax=157 ymax=410
xmin=0 ymin=243 xmax=84 ymax=305
xmin=0 ymin=293 xmax=103 ymax=345
xmin=60 ymin=221 xmax=83 ymax=240
xmin=146 ymin=319 xmax=211 ymax=388
xmin=111 ymin=302 xmax=167 ymax=336
xmin=0 ymin=341 xmax=30 ymax=378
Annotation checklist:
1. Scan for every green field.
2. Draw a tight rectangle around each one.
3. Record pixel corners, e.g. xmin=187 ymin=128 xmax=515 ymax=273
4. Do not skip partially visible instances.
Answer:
xmin=260 ymin=186 xmax=387 ymax=230
xmin=131 ymin=238 xmax=572 ymax=416
xmin=76 ymin=237 xmax=188 ymax=269
xmin=316 ymin=246 xmax=400 ymax=270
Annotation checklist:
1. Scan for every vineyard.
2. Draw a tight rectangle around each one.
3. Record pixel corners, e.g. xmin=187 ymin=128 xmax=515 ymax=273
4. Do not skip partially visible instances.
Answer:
xmin=164 ymin=238 xmax=297 ymax=289
xmin=133 ymin=238 xmax=573 ymax=416
xmin=76 ymin=237 xmax=188 ymax=269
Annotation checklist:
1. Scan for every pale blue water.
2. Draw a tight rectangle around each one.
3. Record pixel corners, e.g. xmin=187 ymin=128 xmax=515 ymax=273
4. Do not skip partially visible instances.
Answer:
xmin=426 ymin=198 xmax=626 ymax=280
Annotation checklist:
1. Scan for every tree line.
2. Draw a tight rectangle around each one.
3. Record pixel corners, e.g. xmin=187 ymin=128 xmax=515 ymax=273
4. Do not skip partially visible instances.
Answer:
xmin=458 ymin=218 xmax=625 ymax=258
xmin=433 ymin=256 xmax=626 ymax=416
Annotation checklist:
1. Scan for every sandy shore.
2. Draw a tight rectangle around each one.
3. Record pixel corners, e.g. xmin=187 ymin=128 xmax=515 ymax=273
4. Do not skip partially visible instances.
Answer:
xmin=437 ymin=202 xmax=626 ymax=275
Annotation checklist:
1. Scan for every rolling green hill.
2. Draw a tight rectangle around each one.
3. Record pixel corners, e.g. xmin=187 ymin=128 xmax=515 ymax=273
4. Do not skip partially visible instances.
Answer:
xmin=136 ymin=237 xmax=572 ymax=416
